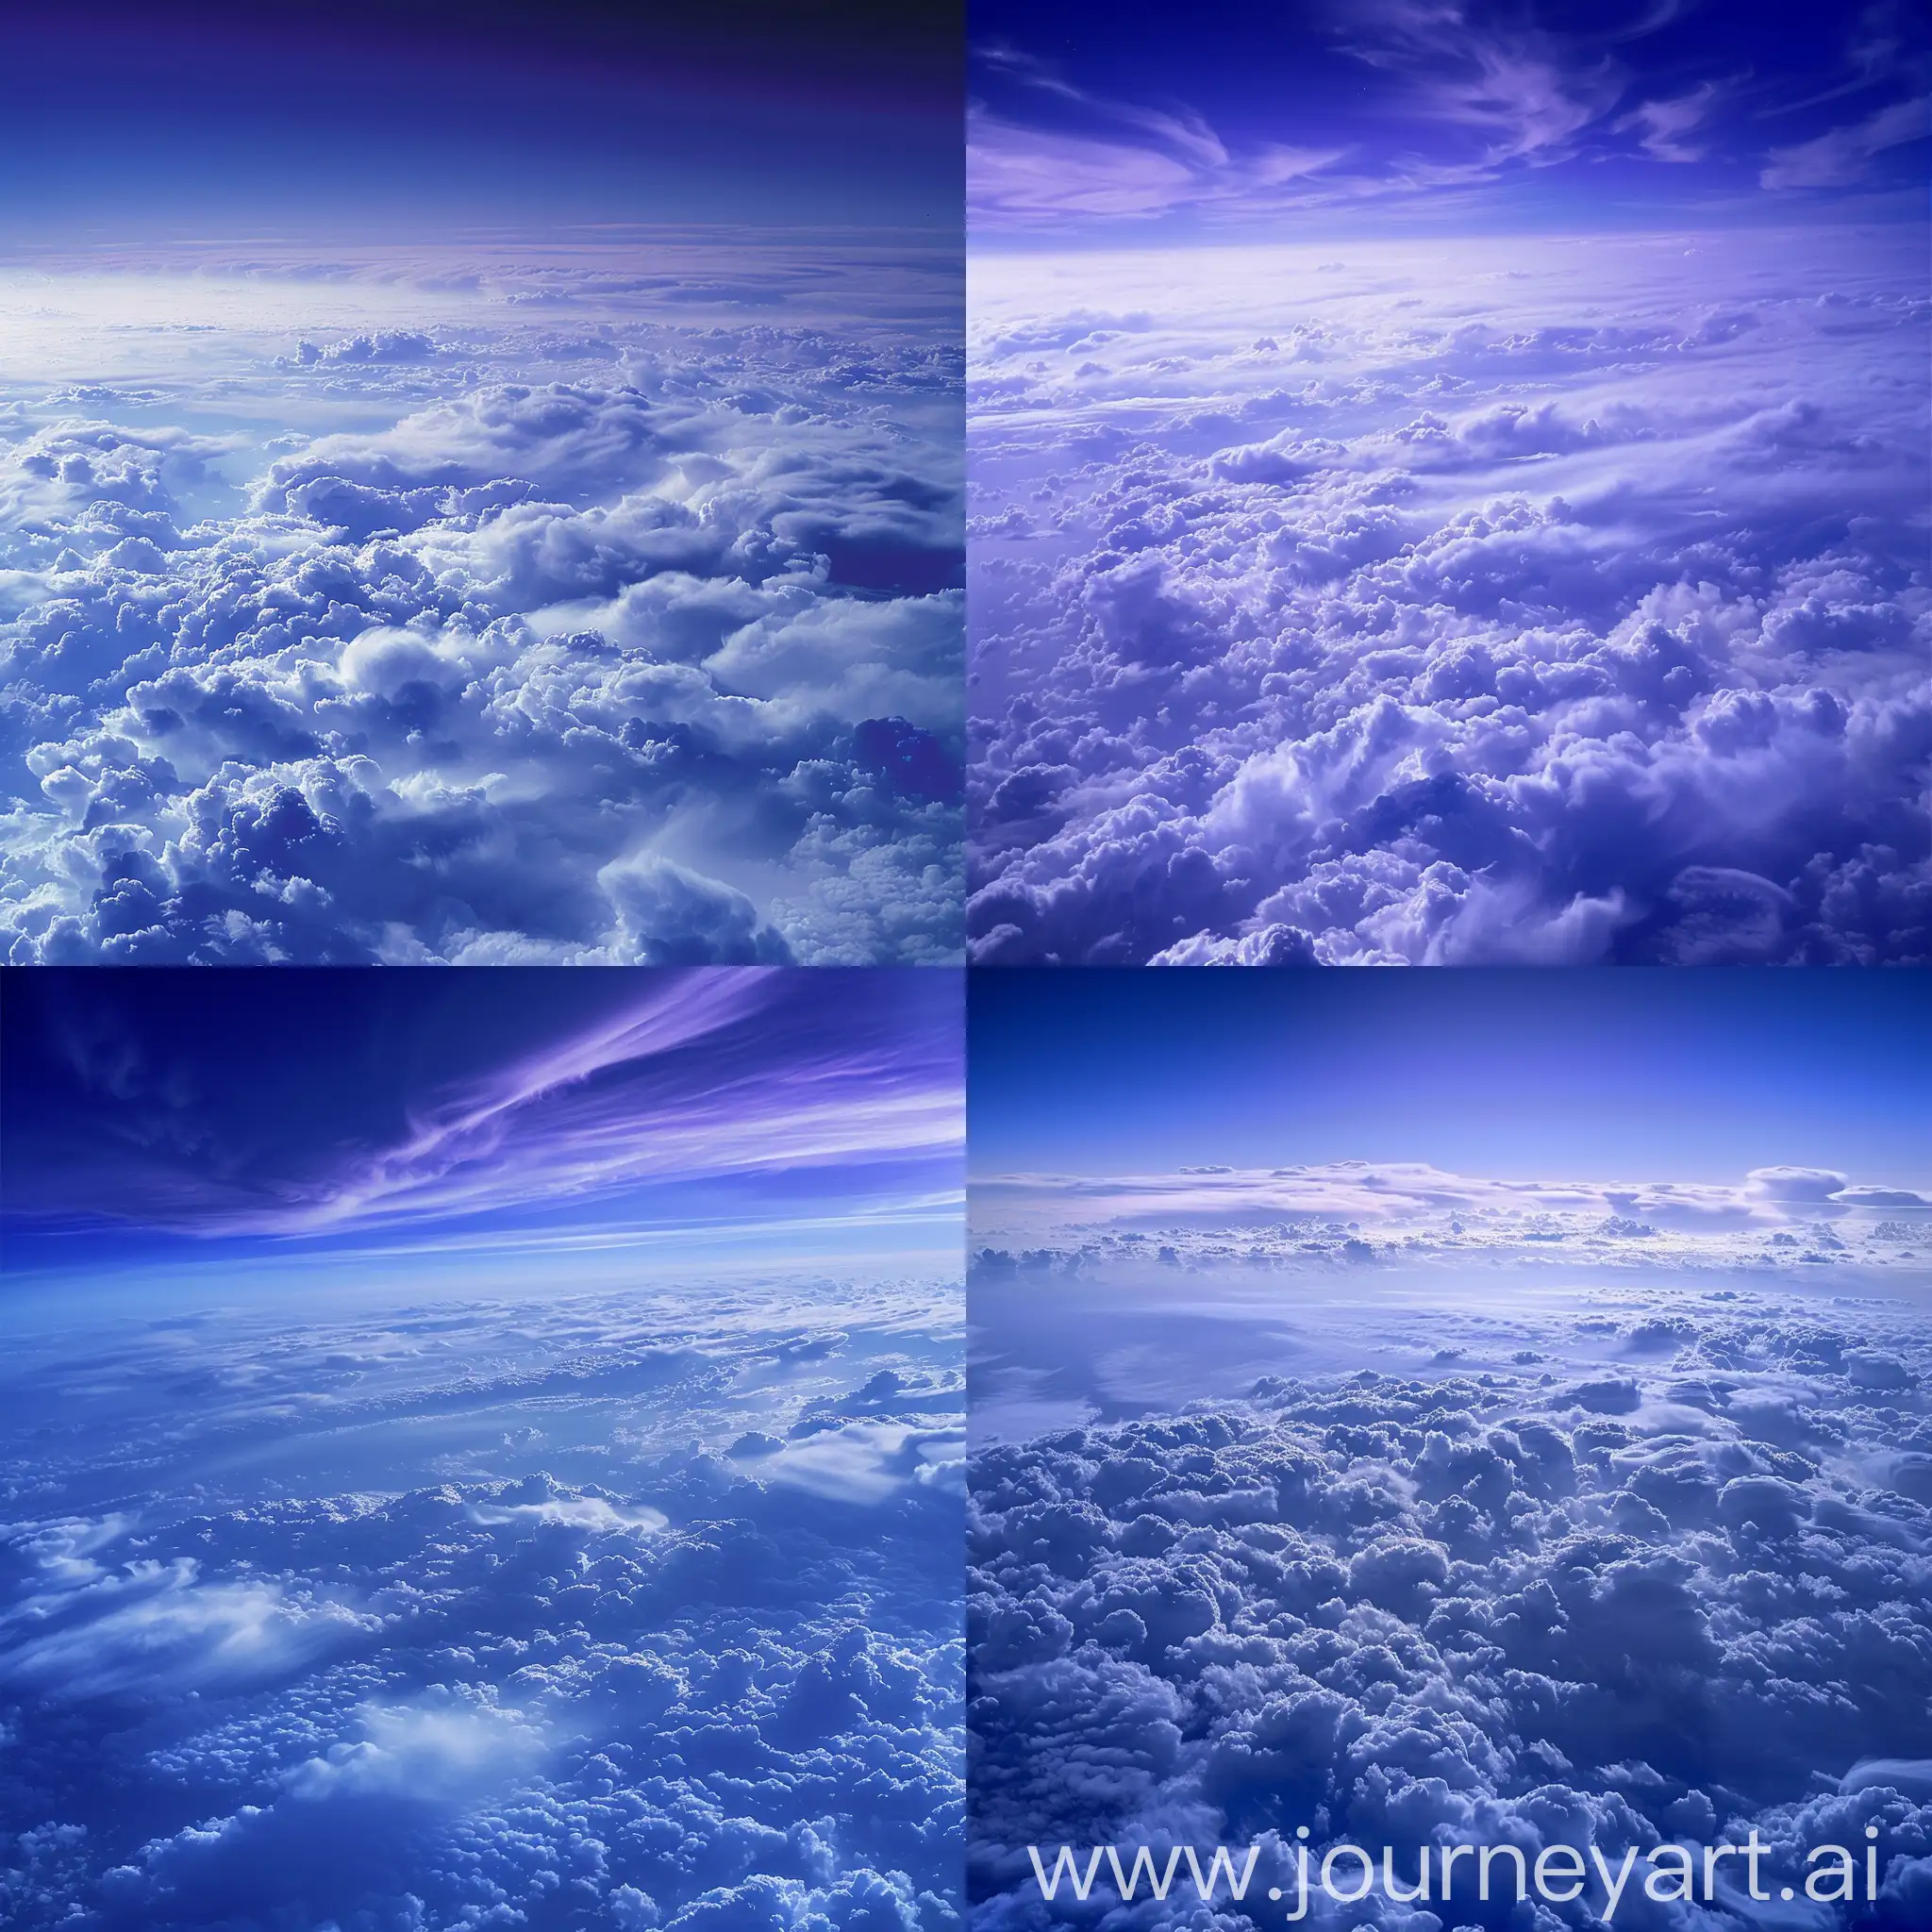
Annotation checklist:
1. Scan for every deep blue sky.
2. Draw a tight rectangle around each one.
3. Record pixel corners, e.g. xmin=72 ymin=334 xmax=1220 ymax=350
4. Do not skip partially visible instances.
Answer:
xmin=1 ymin=0 xmax=961 ymax=240
xmin=970 ymin=0 xmax=1929 ymax=238
xmin=970 ymin=971 xmax=1932 ymax=1185
xmin=2 ymin=968 xmax=963 ymax=1284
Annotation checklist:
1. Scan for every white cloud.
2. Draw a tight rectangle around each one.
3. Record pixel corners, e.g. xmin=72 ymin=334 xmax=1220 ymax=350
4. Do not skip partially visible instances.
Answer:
xmin=1330 ymin=0 xmax=1625 ymax=171
xmin=469 ymin=1496 xmax=669 ymax=1534
xmin=1617 ymin=81 xmax=1721 ymax=162
xmin=0 ymin=1562 xmax=371 ymax=1698
xmin=282 ymin=1700 xmax=547 ymax=1800
xmin=966 ymin=1219 xmax=1932 ymax=1927
xmin=968 ymin=106 xmax=1343 ymax=227
xmin=967 ymin=228 xmax=1929 ymax=965
xmin=2 ymin=1270 xmax=965 ymax=1928
xmin=973 ymin=1157 xmax=1932 ymax=1269
xmin=0 ymin=244 xmax=963 ymax=964
xmin=1762 ymin=94 xmax=1931 ymax=189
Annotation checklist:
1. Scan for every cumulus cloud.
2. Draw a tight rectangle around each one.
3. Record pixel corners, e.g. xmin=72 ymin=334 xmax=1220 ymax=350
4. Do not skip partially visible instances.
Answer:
xmin=965 ymin=1241 xmax=1932 ymax=1931
xmin=972 ymin=1157 xmax=1932 ymax=1273
xmin=0 ymin=1272 xmax=965 ymax=1932
xmin=0 ymin=242 xmax=963 ymax=964
xmin=966 ymin=229 xmax=1929 ymax=964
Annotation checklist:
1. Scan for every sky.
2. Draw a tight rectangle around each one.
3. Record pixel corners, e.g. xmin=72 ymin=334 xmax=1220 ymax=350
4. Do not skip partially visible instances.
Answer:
xmin=2 ymin=966 xmax=965 ymax=1288
xmin=3 ymin=0 xmax=963 ymax=241
xmin=970 ymin=0 xmax=1929 ymax=240
xmin=969 ymin=968 xmax=1932 ymax=1186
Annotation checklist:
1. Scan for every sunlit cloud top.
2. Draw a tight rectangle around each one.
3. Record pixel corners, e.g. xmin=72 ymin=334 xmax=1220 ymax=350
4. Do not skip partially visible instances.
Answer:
xmin=974 ymin=1158 xmax=1932 ymax=1277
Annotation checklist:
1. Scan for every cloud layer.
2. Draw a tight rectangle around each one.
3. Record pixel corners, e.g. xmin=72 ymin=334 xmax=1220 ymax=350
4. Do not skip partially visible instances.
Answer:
xmin=0 ymin=1272 xmax=965 ymax=1932
xmin=0 ymin=240 xmax=963 ymax=964
xmin=969 ymin=1 xmax=1930 ymax=233
xmin=973 ymin=1157 xmax=1932 ymax=1266
xmin=965 ymin=227 xmax=1930 ymax=964
xmin=965 ymin=1238 xmax=1932 ymax=1929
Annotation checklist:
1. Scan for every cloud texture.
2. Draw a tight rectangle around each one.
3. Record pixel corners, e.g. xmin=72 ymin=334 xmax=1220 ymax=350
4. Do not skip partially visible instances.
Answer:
xmin=0 ymin=1273 xmax=965 ymax=1931
xmin=966 ymin=228 xmax=1929 ymax=964
xmin=0 ymin=240 xmax=963 ymax=963
xmin=973 ymin=1158 xmax=1932 ymax=1263
xmin=965 ymin=1218 xmax=1932 ymax=1928
xmin=5 ymin=966 xmax=964 ymax=1244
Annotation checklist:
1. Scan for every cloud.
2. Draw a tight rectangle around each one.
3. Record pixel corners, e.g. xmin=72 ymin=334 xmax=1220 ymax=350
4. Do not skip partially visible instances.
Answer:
xmin=966 ymin=230 xmax=1930 ymax=965
xmin=972 ymin=1157 xmax=1932 ymax=1271
xmin=968 ymin=105 xmax=1343 ymax=226
xmin=1747 ymin=1165 xmax=1854 ymax=1205
xmin=965 ymin=1250 xmax=1932 ymax=1929
xmin=1762 ymin=94 xmax=1931 ymax=189
xmin=1617 ymin=81 xmax=1721 ymax=161
xmin=468 ymin=1495 xmax=669 ymax=1534
xmin=0 ymin=1563 xmax=373 ymax=1699
xmin=1327 ymin=0 xmax=1625 ymax=172
xmin=970 ymin=110 xmax=1210 ymax=223
xmin=971 ymin=0 xmax=1790 ymax=232
xmin=977 ymin=45 xmax=1231 ymax=170
xmin=4 ymin=969 xmax=966 ymax=1247
xmin=0 ymin=246 xmax=963 ymax=965
xmin=281 ymin=1701 xmax=548 ymax=1801
xmin=0 ymin=1271 xmax=966 ymax=1932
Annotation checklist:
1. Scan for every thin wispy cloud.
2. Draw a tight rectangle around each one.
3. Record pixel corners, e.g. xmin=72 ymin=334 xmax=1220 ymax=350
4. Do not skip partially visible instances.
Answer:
xmin=969 ymin=113 xmax=1343 ymax=224
xmin=1329 ymin=0 xmax=1624 ymax=172
xmin=967 ymin=51 xmax=1345 ymax=228
xmin=1762 ymin=93 xmax=1932 ymax=189
xmin=979 ymin=44 xmax=1232 ymax=168
xmin=273 ymin=974 xmax=961 ymax=1237
xmin=1615 ymin=81 xmax=1723 ymax=162
xmin=4 ymin=970 xmax=964 ymax=1248
xmin=969 ymin=1 xmax=1931 ymax=235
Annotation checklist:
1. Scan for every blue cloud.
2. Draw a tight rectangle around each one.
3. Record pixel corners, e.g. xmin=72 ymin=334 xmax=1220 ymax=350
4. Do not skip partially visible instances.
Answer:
xmin=966 ymin=1252 xmax=1932 ymax=1930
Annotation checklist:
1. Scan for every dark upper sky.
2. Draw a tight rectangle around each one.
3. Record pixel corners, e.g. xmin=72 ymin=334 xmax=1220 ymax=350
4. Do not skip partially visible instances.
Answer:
xmin=969 ymin=970 xmax=1932 ymax=1187
xmin=969 ymin=0 xmax=1929 ymax=239
xmin=1 ymin=0 xmax=963 ymax=240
